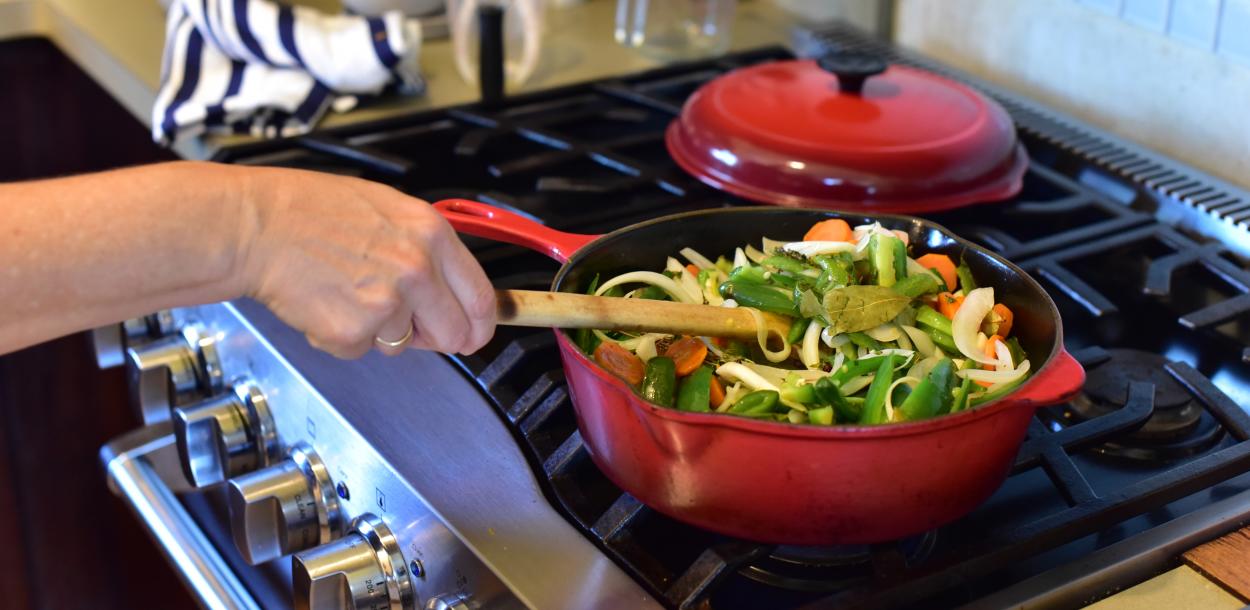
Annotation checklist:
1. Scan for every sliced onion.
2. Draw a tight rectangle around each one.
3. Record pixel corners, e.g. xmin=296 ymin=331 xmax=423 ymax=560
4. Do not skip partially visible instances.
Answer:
xmin=862 ymin=349 xmax=917 ymax=369
xmin=828 ymin=351 xmax=845 ymax=376
xmin=895 ymin=328 xmax=913 ymax=351
xmin=905 ymin=355 xmax=941 ymax=381
xmin=900 ymin=325 xmax=936 ymax=358
xmin=744 ymin=307 xmax=792 ymax=363
xmin=716 ymin=362 xmax=780 ymax=392
xmin=742 ymin=362 xmax=827 ymax=385
xmin=702 ymin=278 xmax=724 ymax=306
xmin=744 ymin=244 xmax=767 ymax=264
xmin=952 ymin=287 xmax=1000 ymax=365
xmin=782 ymin=241 xmax=856 ymax=258
xmin=699 ymin=336 xmax=725 ymax=359
xmin=840 ymin=374 xmax=873 ymax=395
xmin=905 ymin=257 xmax=929 ymax=278
xmin=665 ymin=257 xmax=684 ymax=274
xmin=761 ymin=237 xmax=788 ymax=255
xmin=597 ymin=271 xmax=697 ymax=304
xmin=787 ymin=410 xmax=807 ymax=424
xmin=680 ymin=247 xmax=717 ymax=271
xmin=797 ymin=290 xmax=823 ymax=319
xmin=733 ymin=247 xmax=748 ymax=270
xmin=822 ymin=328 xmax=850 ymax=348
xmin=721 ymin=299 xmax=739 ymax=308
xmin=800 ymin=320 xmax=823 ymax=369
xmin=865 ymin=323 xmax=902 ymax=343
xmin=995 ymin=340 xmax=1014 ymax=372
xmin=635 ymin=335 xmax=660 ymax=362
xmin=716 ymin=382 xmax=745 ymax=412
xmin=957 ymin=359 xmax=1031 ymax=384
xmin=679 ymin=268 xmax=704 ymax=304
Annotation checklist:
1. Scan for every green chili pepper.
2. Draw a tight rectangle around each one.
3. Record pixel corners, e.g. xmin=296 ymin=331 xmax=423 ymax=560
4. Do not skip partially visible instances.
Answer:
xmin=848 ymin=332 xmax=884 ymax=351
xmin=762 ymin=255 xmax=814 ymax=275
xmin=814 ymin=376 xmax=858 ymax=422
xmin=808 ymin=406 xmax=834 ymax=425
xmin=858 ymin=355 xmax=897 ymax=424
xmin=675 ymin=366 xmax=714 ymax=412
xmin=916 ymin=305 xmax=953 ymax=335
xmin=787 ymin=318 xmax=811 ymax=345
xmin=1006 ymin=337 xmax=1027 ymax=368
xmin=780 ymin=379 xmax=818 ymax=404
xmin=813 ymin=253 xmax=853 ymax=291
xmin=871 ymin=234 xmax=900 ymax=287
xmin=718 ymin=282 xmax=798 ymax=316
xmin=925 ymin=326 xmax=959 ymax=353
xmin=956 ymin=260 xmax=978 ymax=295
xmin=727 ymin=266 xmax=769 ymax=285
xmin=893 ymin=272 xmax=941 ymax=298
xmin=730 ymin=389 xmax=780 ymax=415
xmin=899 ymin=359 xmax=954 ymax=421
xmin=951 ymin=376 xmax=974 ymax=413
xmin=640 ymin=357 xmax=677 ymax=408
xmin=892 ymin=236 xmax=908 ymax=282
xmin=832 ymin=355 xmax=890 ymax=385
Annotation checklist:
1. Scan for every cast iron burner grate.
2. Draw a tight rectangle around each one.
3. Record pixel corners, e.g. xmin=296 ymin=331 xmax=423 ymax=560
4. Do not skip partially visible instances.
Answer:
xmin=214 ymin=24 xmax=1250 ymax=610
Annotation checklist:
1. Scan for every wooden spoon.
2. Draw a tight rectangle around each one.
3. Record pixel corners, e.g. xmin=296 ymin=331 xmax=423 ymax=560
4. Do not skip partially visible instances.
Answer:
xmin=495 ymin=289 xmax=793 ymax=341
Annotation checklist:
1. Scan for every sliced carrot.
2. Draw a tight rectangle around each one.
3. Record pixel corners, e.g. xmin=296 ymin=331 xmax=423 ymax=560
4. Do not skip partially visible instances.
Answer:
xmin=685 ymin=263 xmax=701 ymax=277
xmin=916 ymin=253 xmax=958 ymax=292
xmin=803 ymin=218 xmax=854 ymax=242
xmin=709 ymin=375 xmax=726 ymax=407
xmin=992 ymin=303 xmax=1014 ymax=338
xmin=593 ymin=342 xmax=645 ymax=386
xmin=937 ymin=292 xmax=965 ymax=319
xmin=981 ymin=335 xmax=1003 ymax=371
xmin=665 ymin=336 xmax=709 ymax=377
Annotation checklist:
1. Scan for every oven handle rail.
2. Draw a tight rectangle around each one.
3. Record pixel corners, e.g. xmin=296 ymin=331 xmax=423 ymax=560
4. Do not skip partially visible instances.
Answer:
xmin=101 ymin=423 xmax=261 ymax=610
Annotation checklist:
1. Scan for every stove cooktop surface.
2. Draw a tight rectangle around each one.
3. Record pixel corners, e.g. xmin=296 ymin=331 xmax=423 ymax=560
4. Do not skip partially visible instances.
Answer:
xmin=215 ymin=25 xmax=1250 ymax=610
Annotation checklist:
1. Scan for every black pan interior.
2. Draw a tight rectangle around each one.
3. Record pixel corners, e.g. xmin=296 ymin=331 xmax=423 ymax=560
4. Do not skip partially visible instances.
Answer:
xmin=552 ymin=207 xmax=1061 ymax=370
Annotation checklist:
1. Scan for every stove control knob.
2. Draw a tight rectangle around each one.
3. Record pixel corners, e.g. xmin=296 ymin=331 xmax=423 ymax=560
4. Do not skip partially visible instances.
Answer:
xmin=226 ymin=443 xmax=341 ymax=565
xmin=426 ymin=594 xmax=471 ymax=610
xmin=172 ymin=380 xmax=279 ymax=488
xmin=293 ymin=514 xmax=414 ymax=610
xmin=125 ymin=324 xmax=223 ymax=425
xmin=92 ymin=314 xmax=155 ymax=369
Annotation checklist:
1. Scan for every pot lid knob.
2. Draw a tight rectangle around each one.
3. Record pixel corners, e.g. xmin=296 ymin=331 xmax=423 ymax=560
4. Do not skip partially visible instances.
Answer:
xmin=816 ymin=51 xmax=888 ymax=95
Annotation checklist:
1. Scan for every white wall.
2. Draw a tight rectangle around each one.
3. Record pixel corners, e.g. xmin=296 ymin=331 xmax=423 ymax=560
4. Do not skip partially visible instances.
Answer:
xmin=894 ymin=0 xmax=1250 ymax=189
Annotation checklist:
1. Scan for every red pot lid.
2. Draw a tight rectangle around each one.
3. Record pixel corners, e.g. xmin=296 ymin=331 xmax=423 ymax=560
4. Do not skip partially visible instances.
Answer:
xmin=665 ymin=52 xmax=1027 ymax=212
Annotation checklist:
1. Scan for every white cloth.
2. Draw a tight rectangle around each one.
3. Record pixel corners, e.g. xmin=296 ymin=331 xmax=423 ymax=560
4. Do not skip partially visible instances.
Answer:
xmin=153 ymin=0 xmax=424 ymax=145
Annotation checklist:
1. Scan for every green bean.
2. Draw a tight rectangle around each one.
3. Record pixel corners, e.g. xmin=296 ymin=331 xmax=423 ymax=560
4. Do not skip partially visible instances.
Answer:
xmin=787 ymin=318 xmax=811 ymax=345
xmin=916 ymin=305 xmax=953 ymax=335
xmin=848 ymin=332 xmax=884 ymax=351
xmin=808 ymin=406 xmax=834 ymax=425
xmin=893 ymin=273 xmax=941 ymax=298
xmin=858 ymin=356 xmax=897 ymax=424
xmin=730 ymin=390 xmax=780 ymax=415
xmin=956 ymin=261 xmax=977 ymax=295
xmin=899 ymin=359 xmax=954 ymax=421
xmin=762 ymin=255 xmax=814 ymax=275
xmin=719 ymin=282 xmax=798 ymax=316
xmin=951 ymin=376 xmax=975 ymax=413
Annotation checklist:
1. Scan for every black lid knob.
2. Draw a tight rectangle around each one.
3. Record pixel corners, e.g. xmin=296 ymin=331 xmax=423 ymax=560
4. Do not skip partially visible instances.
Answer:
xmin=817 ymin=51 xmax=888 ymax=95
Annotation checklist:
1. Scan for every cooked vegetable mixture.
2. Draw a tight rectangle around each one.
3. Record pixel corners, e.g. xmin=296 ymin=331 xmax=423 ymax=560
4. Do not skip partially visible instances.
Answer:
xmin=577 ymin=219 xmax=1033 ymax=425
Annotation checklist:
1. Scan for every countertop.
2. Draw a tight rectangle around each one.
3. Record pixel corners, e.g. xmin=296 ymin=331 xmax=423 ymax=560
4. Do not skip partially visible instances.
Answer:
xmin=3 ymin=0 xmax=1247 ymax=607
xmin=1 ymin=0 xmax=797 ymax=159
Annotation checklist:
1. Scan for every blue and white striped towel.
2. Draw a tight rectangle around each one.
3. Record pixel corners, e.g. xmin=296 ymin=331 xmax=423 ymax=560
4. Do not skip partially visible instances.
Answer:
xmin=153 ymin=0 xmax=424 ymax=145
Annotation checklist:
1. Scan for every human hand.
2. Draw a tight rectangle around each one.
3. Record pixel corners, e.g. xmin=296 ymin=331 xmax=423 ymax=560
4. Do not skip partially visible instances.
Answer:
xmin=237 ymin=167 xmax=496 ymax=358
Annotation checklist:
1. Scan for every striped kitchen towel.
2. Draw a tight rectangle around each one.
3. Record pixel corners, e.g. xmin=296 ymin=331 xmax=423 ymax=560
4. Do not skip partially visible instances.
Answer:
xmin=153 ymin=0 xmax=424 ymax=145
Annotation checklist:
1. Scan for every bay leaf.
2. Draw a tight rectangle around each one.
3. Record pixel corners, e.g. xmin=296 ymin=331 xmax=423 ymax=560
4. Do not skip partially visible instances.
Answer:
xmin=822 ymin=285 xmax=911 ymax=335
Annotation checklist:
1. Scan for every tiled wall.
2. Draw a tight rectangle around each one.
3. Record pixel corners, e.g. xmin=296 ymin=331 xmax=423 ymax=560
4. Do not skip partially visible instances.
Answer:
xmin=1076 ymin=0 xmax=1249 ymax=62
xmin=894 ymin=0 xmax=1250 ymax=190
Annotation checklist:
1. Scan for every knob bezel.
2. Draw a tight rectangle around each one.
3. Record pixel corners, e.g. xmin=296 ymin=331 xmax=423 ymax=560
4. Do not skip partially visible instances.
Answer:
xmin=355 ymin=515 xmax=415 ymax=610
xmin=290 ymin=443 xmax=341 ymax=547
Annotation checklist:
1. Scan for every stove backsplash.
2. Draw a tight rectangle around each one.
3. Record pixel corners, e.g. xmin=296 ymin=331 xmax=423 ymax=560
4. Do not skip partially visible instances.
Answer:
xmin=892 ymin=0 xmax=1250 ymax=195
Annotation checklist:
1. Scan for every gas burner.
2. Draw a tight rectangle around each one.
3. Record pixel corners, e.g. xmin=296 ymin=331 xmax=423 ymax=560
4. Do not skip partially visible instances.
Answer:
xmin=1058 ymin=349 xmax=1224 ymax=463
xmin=739 ymin=532 xmax=937 ymax=592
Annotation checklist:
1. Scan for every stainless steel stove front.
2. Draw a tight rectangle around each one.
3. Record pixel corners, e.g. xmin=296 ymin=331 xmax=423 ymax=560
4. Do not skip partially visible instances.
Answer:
xmin=100 ymin=299 xmax=657 ymax=610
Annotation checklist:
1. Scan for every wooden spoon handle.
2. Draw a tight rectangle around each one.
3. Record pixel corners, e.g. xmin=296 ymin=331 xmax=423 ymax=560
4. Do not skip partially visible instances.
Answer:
xmin=496 ymin=289 xmax=793 ymax=341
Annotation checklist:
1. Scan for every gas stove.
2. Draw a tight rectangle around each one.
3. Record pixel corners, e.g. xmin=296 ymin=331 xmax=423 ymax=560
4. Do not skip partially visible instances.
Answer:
xmin=99 ymin=23 xmax=1250 ymax=610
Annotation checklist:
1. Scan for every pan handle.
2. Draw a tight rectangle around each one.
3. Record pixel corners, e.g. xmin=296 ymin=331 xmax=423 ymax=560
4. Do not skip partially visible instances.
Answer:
xmin=433 ymin=199 xmax=598 ymax=263
xmin=1013 ymin=348 xmax=1085 ymax=407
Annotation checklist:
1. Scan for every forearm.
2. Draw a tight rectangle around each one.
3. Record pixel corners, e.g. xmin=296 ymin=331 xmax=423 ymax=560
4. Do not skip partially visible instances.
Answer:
xmin=0 ymin=161 xmax=256 ymax=354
